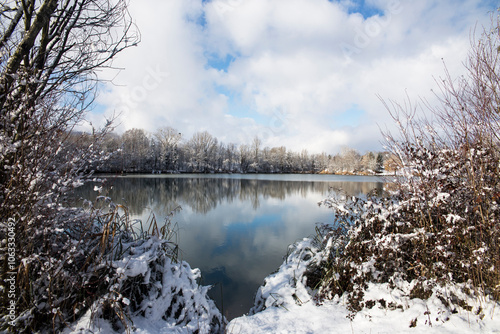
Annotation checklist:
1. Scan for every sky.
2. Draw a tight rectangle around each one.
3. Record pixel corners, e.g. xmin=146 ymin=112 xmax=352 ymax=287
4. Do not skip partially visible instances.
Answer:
xmin=88 ymin=0 xmax=498 ymax=154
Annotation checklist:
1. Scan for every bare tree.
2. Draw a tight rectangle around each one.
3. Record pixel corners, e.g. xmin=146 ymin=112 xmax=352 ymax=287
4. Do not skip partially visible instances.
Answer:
xmin=223 ymin=142 xmax=239 ymax=172
xmin=269 ymin=146 xmax=287 ymax=173
xmin=0 ymin=0 xmax=138 ymax=331
xmin=154 ymin=126 xmax=182 ymax=172
xmin=434 ymin=19 xmax=500 ymax=149
xmin=382 ymin=14 xmax=500 ymax=166
xmin=360 ymin=152 xmax=378 ymax=173
xmin=122 ymin=128 xmax=151 ymax=171
xmin=313 ymin=152 xmax=329 ymax=173
xmin=187 ymin=131 xmax=218 ymax=172
xmin=0 ymin=0 xmax=138 ymax=216
xmin=239 ymin=144 xmax=251 ymax=172
xmin=251 ymin=135 xmax=262 ymax=171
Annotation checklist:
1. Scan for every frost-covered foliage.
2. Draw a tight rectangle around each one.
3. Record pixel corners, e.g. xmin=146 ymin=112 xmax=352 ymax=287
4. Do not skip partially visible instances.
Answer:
xmin=0 ymin=2 xmax=161 ymax=333
xmin=0 ymin=1 xmax=223 ymax=331
xmin=66 ymin=209 xmax=224 ymax=334
xmin=232 ymin=235 xmax=500 ymax=333
xmin=249 ymin=238 xmax=324 ymax=315
xmin=306 ymin=12 xmax=500 ymax=321
xmin=1 ymin=196 xmax=224 ymax=333
xmin=92 ymin=128 xmax=385 ymax=175
xmin=0 ymin=100 xmax=115 ymax=331
xmin=314 ymin=143 xmax=500 ymax=316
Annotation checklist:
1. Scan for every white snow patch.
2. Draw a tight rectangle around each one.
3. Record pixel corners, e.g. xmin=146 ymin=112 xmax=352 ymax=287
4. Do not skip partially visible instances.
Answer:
xmin=65 ymin=237 xmax=223 ymax=334
xmin=228 ymin=237 xmax=500 ymax=334
xmin=430 ymin=192 xmax=450 ymax=206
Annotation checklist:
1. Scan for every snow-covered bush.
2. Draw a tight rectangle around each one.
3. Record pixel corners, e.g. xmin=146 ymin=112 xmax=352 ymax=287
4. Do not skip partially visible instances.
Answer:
xmin=239 ymin=229 xmax=500 ymax=332
xmin=307 ymin=12 xmax=500 ymax=321
xmin=249 ymin=238 xmax=324 ymax=315
xmin=71 ymin=205 xmax=224 ymax=333
xmin=314 ymin=142 xmax=499 ymax=315
xmin=1 ymin=195 xmax=224 ymax=333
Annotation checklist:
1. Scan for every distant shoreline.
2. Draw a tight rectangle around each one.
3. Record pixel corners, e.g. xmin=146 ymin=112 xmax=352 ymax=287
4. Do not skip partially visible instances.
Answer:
xmin=90 ymin=170 xmax=390 ymax=177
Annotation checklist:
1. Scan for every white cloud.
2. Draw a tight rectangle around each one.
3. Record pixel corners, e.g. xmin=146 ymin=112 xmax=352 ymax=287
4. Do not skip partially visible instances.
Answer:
xmin=88 ymin=0 xmax=496 ymax=154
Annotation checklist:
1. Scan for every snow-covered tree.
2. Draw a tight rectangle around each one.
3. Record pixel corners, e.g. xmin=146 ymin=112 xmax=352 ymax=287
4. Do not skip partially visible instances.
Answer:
xmin=154 ymin=126 xmax=182 ymax=172
xmin=250 ymin=136 xmax=262 ymax=172
xmin=122 ymin=128 xmax=151 ymax=171
xmin=187 ymin=131 xmax=218 ymax=172
xmin=0 ymin=1 xmax=225 ymax=333
xmin=0 ymin=1 xmax=139 ymax=331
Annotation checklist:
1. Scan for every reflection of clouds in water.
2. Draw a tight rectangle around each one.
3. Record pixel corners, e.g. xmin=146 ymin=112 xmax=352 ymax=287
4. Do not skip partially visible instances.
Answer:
xmin=179 ymin=192 xmax=333 ymax=317
xmin=72 ymin=175 xmax=384 ymax=320
xmin=175 ymin=194 xmax=325 ymax=318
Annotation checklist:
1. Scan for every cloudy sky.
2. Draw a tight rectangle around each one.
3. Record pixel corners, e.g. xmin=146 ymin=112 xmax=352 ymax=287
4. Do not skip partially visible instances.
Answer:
xmin=89 ymin=0 xmax=497 ymax=154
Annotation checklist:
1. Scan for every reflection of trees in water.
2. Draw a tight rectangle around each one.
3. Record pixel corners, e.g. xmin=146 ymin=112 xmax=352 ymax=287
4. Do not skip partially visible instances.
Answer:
xmin=73 ymin=177 xmax=385 ymax=214
xmin=176 ymin=178 xmax=234 ymax=214
xmin=72 ymin=177 xmax=180 ymax=216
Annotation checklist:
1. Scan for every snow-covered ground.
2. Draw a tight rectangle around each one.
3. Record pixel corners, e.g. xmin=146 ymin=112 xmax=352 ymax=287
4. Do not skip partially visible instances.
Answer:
xmin=66 ymin=237 xmax=500 ymax=333
xmin=228 ymin=283 xmax=500 ymax=334
xmin=227 ymin=238 xmax=500 ymax=334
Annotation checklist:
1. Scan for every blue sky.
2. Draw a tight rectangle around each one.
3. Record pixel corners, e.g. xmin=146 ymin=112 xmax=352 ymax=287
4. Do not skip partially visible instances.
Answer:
xmin=89 ymin=0 xmax=498 ymax=154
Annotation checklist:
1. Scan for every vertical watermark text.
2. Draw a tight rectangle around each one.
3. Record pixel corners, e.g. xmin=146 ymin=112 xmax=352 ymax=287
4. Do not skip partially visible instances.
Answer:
xmin=5 ymin=217 xmax=17 ymax=328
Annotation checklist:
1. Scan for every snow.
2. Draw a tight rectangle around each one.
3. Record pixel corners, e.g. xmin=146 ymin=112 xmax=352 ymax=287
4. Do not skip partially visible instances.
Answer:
xmin=227 ymin=237 xmax=500 ymax=334
xmin=228 ymin=288 xmax=500 ymax=334
xmin=64 ymin=237 xmax=223 ymax=334
xmin=430 ymin=192 xmax=450 ymax=206
xmin=65 ymin=238 xmax=500 ymax=334
xmin=67 ymin=311 xmax=210 ymax=334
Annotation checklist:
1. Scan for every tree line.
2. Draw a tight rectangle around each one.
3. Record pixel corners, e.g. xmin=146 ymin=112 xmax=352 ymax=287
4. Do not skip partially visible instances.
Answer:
xmin=80 ymin=127 xmax=393 ymax=174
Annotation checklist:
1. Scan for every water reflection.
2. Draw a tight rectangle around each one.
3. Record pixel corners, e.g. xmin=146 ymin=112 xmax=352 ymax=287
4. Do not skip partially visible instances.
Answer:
xmin=73 ymin=174 xmax=384 ymax=320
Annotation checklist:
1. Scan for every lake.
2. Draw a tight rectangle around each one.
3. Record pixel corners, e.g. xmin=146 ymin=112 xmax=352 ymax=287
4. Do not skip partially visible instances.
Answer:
xmin=74 ymin=174 xmax=385 ymax=320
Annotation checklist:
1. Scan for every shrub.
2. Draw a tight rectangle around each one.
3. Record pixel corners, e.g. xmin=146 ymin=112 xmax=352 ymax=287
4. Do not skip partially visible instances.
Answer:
xmin=309 ymin=12 xmax=500 ymax=317
xmin=1 ymin=196 xmax=224 ymax=333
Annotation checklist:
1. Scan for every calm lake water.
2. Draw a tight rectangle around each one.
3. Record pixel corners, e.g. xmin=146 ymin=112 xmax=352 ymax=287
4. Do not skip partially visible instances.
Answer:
xmin=74 ymin=174 xmax=384 ymax=320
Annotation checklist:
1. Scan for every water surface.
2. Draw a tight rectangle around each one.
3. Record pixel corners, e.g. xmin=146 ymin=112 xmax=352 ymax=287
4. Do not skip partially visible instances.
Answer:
xmin=74 ymin=174 xmax=384 ymax=320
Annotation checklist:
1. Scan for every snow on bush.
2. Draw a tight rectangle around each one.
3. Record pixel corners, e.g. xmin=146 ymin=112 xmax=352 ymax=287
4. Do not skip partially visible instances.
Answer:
xmin=0 ymin=195 xmax=224 ymax=333
xmin=309 ymin=143 xmax=500 ymax=320
xmin=230 ymin=15 xmax=500 ymax=332
xmin=249 ymin=238 xmax=323 ymax=315
xmin=300 ymin=13 xmax=500 ymax=324
xmin=67 ymin=234 xmax=224 ymax=334
xmin=229 ymin=230 xmax=500 ymax=333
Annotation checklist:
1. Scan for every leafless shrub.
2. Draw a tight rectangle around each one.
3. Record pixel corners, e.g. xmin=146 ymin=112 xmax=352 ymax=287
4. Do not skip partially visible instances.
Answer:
xmin=309 ymin=11 xmax=500 ymax=317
